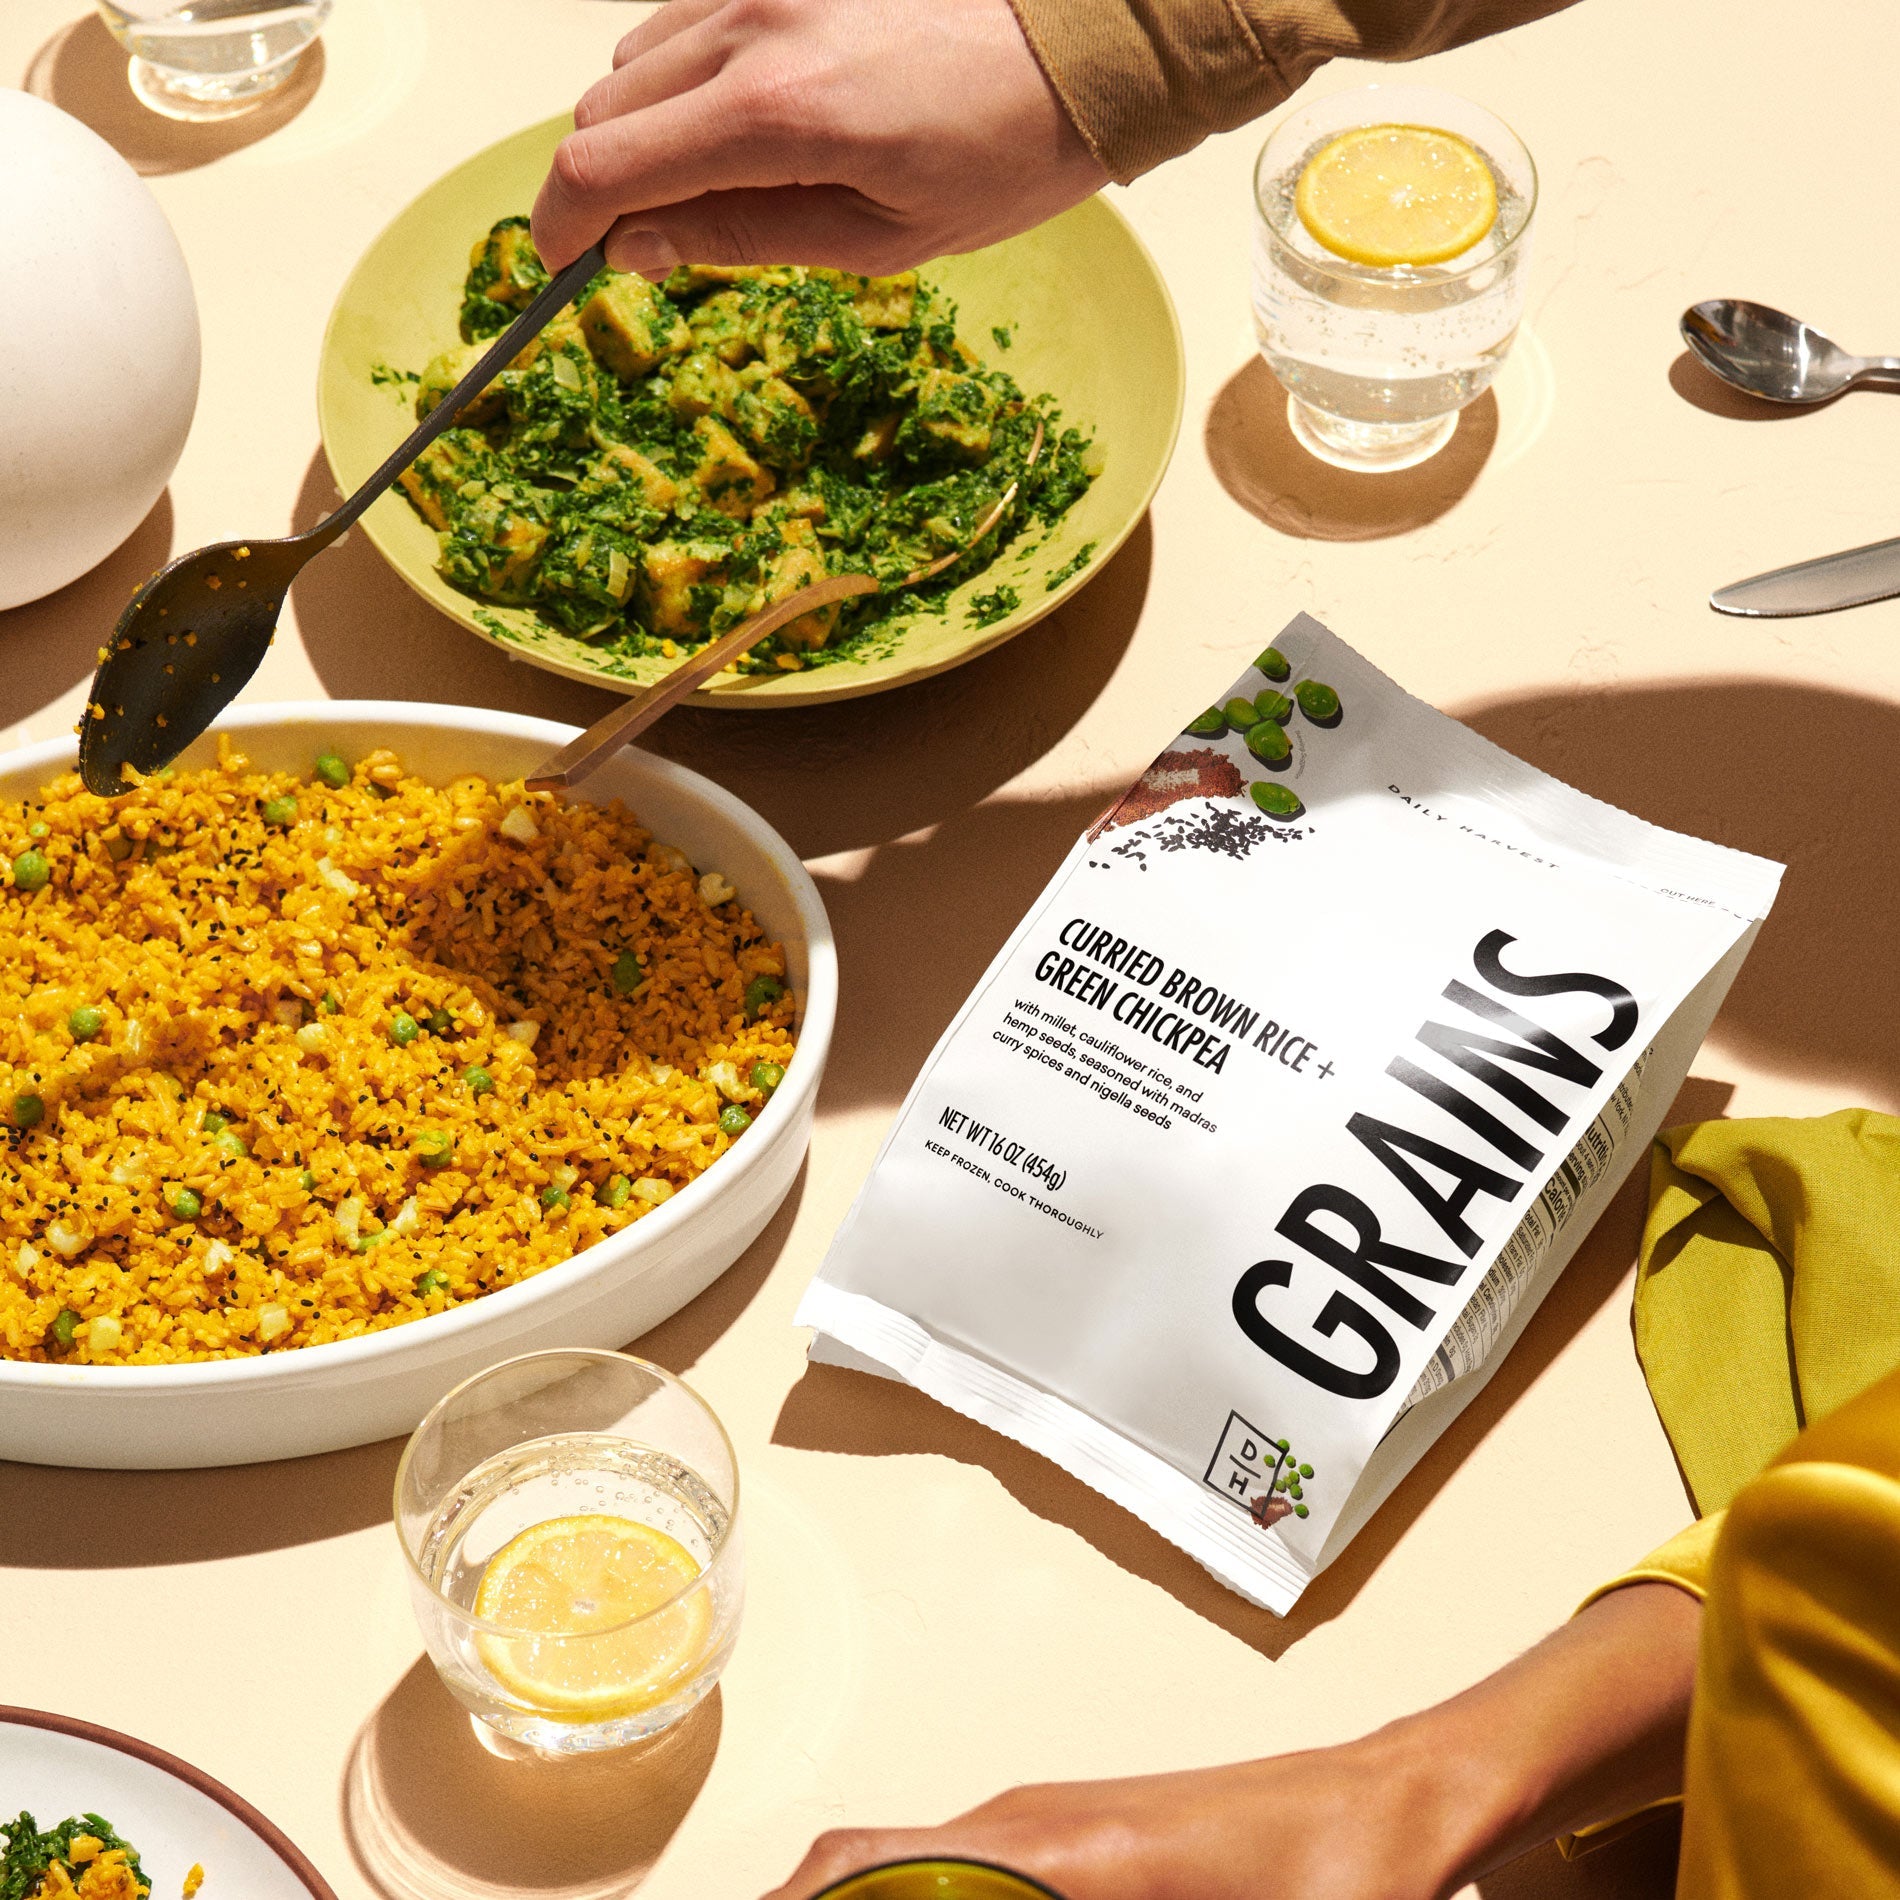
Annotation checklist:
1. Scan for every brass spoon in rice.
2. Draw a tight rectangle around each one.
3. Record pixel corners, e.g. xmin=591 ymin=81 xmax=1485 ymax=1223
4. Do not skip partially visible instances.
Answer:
xmin=77 ymin=244 xmax=609 ymax=798
xmin=524 ymin=416 xmax=1044 ymax=793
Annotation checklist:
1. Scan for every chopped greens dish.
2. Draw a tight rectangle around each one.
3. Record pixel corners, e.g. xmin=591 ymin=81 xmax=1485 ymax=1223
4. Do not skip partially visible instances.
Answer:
xmin=2 ymin=1814 xmax=150 ymax=1900
xmin=391 ymin=217 xmax=1098 ymax=674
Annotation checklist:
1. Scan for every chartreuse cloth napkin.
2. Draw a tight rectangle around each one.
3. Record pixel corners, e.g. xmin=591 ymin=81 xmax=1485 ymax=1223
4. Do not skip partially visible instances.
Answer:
xmin=1636 ymin=1107 xmax=1900 ymax=1515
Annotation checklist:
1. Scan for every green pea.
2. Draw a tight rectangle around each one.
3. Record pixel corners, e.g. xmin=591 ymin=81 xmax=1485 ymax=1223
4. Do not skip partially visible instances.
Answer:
xmin=104 ymin=835 xmax=134 ymax=863
xmin=1222 ymin=696 xmax=1260 ymax=733
xmin=68 ymin=1006 xmax=105 ymax=1043
xmin=1250 ymin=782 xmax=1304 ymax=820
xmin=464 ymin=1065 xmax=495 ymax=1097
xmin=261 ymin=794 xmax=299 ymax=826
xmin=389 ymin=1013 xmax=420 ymax=1046
xmin=1298 ymin=1463 xmax=1313 ymax=1479
xmin=50 ymin=1307 xmax=80 ymax=1351
xmin=27 ymin=821 xmax=47 ymax=840
xmin=1275 ymin=1438 xmax=1290 ymax=1452
xmin=416 ymin=1131 xmax=454 ymax=1169
xmin=315 ymin=750 xmax=350 ymax=789
xmin=1294 ymin=679 xmax=1342 ymax=725
xmin=744 ymin=975 xmax=785 ymax=1020
xmin=1244 ymin=720 xmax=1292 ymax=766
xmin=611 ymin=950 xmax=644 ymax=995
xmin=13 ymin=1093 xmax=44 ymax=1129
xmin=1185 ymin=707 xmax=1225 ymax=737
xmin=1293 ymin=1502 xmax=1309 ymax=1518
xmin=1274 ymin=1475 xmax=1290 ymax=1493
xmin=415 ymin=1268 xmax=451 ymax=1297
xmin=719 ymin=1103 xmax=752 ymax=1137
xmin=11 ymin=850 xmax=49 ymax=892
xmin=602 ymin=1174 xmax=632 ymax=1209
xmin=298 ymin=1171 xmax=316 ymax=1193
xmin=201 ymin=1111 xmax=228 ymax=1133
xmin=1256 ymin=646 xmax=1291 ymax=682
xmin=215 ymin=1128 xmax=249 ymax=1159
xmin=541 ymin=1183 xmax=570 ymax=1210
xmin=1289 ymin=1483 xmax=1303 ymax=1500
xmin=750 ymin=1060 xmax=785 ymax=1094
xmin=172 ymin=1188 xmax=202 ymax=1221
xmin=1251 ymin=690 xmax=1293 ymax=725
xmin=425 ymin=1007 xmax=454 ymax=1037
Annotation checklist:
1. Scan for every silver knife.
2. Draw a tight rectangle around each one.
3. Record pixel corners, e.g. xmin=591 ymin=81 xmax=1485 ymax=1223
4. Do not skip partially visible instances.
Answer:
xmin=1711 ymin=534 xmax=1900 ymax=616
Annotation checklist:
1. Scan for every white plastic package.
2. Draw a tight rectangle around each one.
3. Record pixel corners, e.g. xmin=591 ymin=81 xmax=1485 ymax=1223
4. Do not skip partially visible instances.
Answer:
xmin=800 ymin=614 xmax=1783 ymax=1613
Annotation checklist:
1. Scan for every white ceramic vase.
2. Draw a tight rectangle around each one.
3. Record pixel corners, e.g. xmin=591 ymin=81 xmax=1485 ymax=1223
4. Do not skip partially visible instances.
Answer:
xmin=0 ymin=91 xmax=201 ymax=610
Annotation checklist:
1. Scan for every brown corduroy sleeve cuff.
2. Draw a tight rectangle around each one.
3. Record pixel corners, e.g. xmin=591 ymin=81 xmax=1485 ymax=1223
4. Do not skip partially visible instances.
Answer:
xmin=1006 ymin=0 xmax=1295 ymax=183
xmin=1006 ymin=0 xmax=1582 ymax=184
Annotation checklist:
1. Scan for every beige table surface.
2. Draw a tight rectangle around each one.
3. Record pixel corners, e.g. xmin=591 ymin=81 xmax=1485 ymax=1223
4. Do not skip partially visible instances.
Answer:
xmin=5 ymin=3 xmax=1898 ymax=1895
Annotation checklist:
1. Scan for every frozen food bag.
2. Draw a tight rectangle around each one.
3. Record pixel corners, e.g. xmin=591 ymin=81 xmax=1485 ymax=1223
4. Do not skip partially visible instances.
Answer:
xmin=799 ymin=613 xmax=1783 ymax=1614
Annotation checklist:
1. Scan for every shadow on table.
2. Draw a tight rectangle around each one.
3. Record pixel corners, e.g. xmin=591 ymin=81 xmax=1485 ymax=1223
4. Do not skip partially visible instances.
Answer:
xmin=802 ymin=788 xmax=1118 ymax=1119
xmin=1462 ymin=678 xmax=1900 ymax=1107
xmin=0 ymin=492 xmax=173 ymax=732
xmin=772 ymin=1073 xmax=1729 ymax=1659
xmin=344 ymin=1658 xmax=719 ymax=1900
xmin=21 ymin=13 xmax=325 ymax=175
xmin=289 ymin=448 xmax=1150 ymax=865
xmin=1473 ymin=1812 xmax=1681 ymax=1900
xmin=1666 ymin=351 xmax=1824 ymax=422
xmin=0 ymin=1166 xmax=804 ymax=1568
xmin=1206 ymin=357 xmax=1496 ymax=541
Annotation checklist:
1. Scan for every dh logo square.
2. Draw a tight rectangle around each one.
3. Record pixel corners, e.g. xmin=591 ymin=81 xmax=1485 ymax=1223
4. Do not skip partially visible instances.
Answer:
xmin=1203 ymin=1409 xmax=1289 ymax=1512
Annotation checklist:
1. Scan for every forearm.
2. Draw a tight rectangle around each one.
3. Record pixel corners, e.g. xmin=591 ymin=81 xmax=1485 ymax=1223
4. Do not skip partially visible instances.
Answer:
xmin=1009 ymin=0 xmax=1584 ymax=180
xmin=1372 ymin=1580 xmax=1702 ymax=1888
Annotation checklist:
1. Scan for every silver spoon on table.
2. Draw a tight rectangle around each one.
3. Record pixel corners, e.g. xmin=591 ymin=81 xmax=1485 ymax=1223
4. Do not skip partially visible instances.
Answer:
xmin=1681 ymin=299 xmax=1900 ymax=404
xmin=524 ymin=416 xmax=1044 ymax=792
xmin=1685 ymin=301 xmax=1900 ymax=616
xmin=77 ymin=243 xmax=608 ymax=797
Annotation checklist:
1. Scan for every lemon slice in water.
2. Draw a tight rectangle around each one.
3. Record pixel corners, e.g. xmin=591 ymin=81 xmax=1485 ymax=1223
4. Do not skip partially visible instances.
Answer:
xmin=1295 ymin=124 xmax=1498 ymax=267
xmin=474 ymin=1512 xmax=710 ymax=1719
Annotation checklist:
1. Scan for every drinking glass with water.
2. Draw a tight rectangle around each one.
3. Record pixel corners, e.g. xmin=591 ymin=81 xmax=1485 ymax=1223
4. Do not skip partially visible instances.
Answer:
xmin=396 ymin=1350 xmax=745 ymax=1755
xmin=97 ymin=1 xmax=332 ymax=120
xmin=1252 ymin=84 xmax=1537 ymax=473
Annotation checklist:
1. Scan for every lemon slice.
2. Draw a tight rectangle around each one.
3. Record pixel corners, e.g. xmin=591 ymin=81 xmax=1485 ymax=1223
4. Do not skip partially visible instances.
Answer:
xmin=1295 ymin=124 xmax=1498 ymax=267
xmin=474 ymin=1513 xmax=711 ymax=1719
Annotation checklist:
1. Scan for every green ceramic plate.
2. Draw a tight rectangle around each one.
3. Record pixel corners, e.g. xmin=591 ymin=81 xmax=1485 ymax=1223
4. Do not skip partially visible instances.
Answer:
xmin=317 ymin=115 xmax=1183 ymax=709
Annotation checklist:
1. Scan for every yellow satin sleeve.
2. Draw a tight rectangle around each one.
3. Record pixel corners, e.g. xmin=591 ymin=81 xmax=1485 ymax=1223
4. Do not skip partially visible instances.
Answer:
xmin=1568 ymin=1366 xmax=1900 ymax=1890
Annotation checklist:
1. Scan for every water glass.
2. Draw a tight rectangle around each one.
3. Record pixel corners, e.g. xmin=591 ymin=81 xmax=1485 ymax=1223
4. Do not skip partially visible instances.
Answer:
xmin=1252 ymin=84 xmax=1537 ymax=473
xmin=97 ymin=1 xmax=333 ymax=121
xmin=395 ymin=1350 xmax=744 ymax=1755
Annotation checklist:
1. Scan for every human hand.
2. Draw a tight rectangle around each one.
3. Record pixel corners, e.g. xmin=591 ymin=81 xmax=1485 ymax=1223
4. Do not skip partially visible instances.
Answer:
xmin=530 ymin=0 xmax=1109 ymax=280
xmin=757 ymin=1732 xmax=1477 ymax=1900
xmin=756 ymin=1580 xmax=1704 ymax=1900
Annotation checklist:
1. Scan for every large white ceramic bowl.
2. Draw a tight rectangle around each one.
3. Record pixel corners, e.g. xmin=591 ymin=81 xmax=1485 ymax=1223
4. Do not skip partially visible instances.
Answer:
xmin=0 ymin=704 xmax=834 ymax=1470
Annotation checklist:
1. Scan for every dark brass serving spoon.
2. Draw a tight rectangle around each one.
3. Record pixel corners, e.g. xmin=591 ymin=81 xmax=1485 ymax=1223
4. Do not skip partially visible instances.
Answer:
xmin=77 ymin=243 xmax=607 ymax=796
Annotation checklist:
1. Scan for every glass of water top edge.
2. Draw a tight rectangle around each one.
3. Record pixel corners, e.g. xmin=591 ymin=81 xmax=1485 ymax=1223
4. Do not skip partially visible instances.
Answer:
xmin=396 ymin=1349 xmax=744 ymax=1754
xmin=1252 ymin=83 xmax=1537 ymax=474
xmin=96 ymin=1 xmax=333 ymax=121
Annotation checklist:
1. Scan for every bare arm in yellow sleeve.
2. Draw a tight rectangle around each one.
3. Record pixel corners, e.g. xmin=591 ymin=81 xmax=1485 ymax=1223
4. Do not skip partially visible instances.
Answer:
xmin=757 ymin=1582 xmax=1702 ymax=1899
xmin=532 ymin=0 xmax=1583 ymax=275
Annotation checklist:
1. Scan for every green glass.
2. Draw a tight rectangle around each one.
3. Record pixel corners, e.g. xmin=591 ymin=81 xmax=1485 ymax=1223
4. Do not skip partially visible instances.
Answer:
xmin=814 ymin=1862 xmax=1063 ymax=1900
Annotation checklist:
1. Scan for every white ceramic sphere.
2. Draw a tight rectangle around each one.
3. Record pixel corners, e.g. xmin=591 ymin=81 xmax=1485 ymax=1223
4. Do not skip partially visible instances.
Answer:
xmin=0 ymin=91 xmax=201 ymax=611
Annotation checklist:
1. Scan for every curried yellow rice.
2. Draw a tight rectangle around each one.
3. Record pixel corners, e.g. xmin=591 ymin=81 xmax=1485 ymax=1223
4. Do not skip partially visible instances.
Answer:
xmin=0 ymin=736 xmax=797 ymax=1365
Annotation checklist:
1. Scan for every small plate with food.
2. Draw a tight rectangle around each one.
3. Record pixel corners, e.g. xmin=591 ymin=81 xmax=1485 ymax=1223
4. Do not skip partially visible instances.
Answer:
xmin=0 ymin=1709 xmax=333 ymax=1900
xmin=317 ymin=115 xmax=1182 ymax=708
